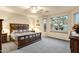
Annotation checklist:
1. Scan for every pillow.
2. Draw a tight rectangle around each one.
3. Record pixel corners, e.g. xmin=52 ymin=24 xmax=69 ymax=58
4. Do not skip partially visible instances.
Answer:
xmin=23 ymin=30 xmax=27 ymax=32
xmin=23 ymin=29 xmax=29 ymax=32
xmin=12 ymin=30 xmax=18 ymax=33
xmin=19 ymin=30 xmax=23 ymax=32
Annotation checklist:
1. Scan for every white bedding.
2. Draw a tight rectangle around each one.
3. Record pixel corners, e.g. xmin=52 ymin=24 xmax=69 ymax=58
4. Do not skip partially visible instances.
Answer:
xmin=11 ymin=32 xmax=40 ymax=40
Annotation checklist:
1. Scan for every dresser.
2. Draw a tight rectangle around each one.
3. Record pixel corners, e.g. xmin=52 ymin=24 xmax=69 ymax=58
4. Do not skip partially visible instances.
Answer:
xmin=2 ymin=33 xmax=7 ymax=43
xmin=0 ymin=19 xmax=3 ymax=53
xmin=69 ymin=36 xmax=79 ymax=53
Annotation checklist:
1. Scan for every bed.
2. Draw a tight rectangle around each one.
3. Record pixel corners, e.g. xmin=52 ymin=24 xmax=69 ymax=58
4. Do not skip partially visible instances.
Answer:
xmin=10 ymin=23 xmax=41 ymax=49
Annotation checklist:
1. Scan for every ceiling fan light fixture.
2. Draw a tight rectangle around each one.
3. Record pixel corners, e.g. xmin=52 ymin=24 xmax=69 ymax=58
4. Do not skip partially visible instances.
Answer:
xmin=31 ymin=6 xmax=38 ymax=13
xmin=22 ymin=6 xmax=43 ymax=13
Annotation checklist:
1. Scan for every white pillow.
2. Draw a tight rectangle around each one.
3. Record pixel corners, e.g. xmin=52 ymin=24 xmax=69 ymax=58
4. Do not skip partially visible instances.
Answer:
xmin=12 ymin=30 xmax=18 ymax=33
xmin=23 ymin=29 xmax=29 ymax=32
xmin=19 ymin=30 xmax=23 ymax=32
xmin=23 ymin=30 xmax=27 ymax=32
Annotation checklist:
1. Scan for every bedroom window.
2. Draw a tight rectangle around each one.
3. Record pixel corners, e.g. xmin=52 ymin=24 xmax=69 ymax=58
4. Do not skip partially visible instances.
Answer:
xmin=74 ymin=13 xmax=79 ymax=24
xmin=43 ymin=18 xmax=47 ymax=32
xmin=50 ymin=15 xmax=68 ymax=33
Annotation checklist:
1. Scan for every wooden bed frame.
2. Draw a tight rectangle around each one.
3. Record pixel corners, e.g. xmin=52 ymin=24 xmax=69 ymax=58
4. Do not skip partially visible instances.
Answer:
xmin=10 ymin=23 xmax=41 ymax=49
xmin=10 ymin=23 xmax=29 ymax=33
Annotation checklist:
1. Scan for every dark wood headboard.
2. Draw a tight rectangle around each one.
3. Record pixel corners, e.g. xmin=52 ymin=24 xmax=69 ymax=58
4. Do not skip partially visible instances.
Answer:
xmin=10 ymin=23 xmax=29 ymax=33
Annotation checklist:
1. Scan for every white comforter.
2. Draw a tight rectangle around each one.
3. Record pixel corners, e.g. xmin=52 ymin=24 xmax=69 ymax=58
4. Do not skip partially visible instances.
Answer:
xmin=11 ymin=32 xmax=40 ymax=40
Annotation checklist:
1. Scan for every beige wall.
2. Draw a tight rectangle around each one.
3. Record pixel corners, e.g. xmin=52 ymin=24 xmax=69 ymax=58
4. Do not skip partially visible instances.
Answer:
xmin=3 ymin=14 xmax=29 ymax=29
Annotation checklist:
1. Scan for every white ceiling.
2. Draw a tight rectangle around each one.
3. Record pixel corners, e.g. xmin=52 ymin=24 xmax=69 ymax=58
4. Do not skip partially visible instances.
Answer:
xmin=0 ymin=6 xmax=77 ymax=16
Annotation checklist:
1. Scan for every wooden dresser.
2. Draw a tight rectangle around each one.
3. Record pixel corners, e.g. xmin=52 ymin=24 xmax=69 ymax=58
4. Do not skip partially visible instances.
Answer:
xmin=69 ymin=36 xmax=79 ymax=53
xmin=0 ymin=19 xmax=3 ymax=53
xmin=2 ymin=33 xmax=7 ymax=43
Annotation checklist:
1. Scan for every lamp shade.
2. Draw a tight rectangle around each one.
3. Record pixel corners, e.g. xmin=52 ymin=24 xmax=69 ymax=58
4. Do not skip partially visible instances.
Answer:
xmin=2 ymin=28 xmax=9 ymax=34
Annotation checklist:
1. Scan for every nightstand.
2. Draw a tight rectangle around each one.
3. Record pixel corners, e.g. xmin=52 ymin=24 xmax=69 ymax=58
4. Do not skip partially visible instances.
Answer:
xmin=2 ymin=33 xmax=7 ymax=43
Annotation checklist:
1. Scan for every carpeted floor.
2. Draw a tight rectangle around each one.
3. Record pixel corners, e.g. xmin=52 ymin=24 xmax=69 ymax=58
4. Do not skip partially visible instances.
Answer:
xmin=10 ymin=37 xmax=70 ymax=53
xmin=2 ymin=42 xmax=17 ymax=53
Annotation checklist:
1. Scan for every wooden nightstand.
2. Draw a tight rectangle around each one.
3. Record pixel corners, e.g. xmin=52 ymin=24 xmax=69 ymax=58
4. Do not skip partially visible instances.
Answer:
xmin=2 ymin=33 xmax=7 ymax=43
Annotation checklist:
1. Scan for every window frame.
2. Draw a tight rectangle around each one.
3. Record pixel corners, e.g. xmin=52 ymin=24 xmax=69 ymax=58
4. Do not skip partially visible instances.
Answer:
xmin=74 ymin=12 xmax=79 ymax=24
xmin=43 ymin=18 xmax=47 ymax=32
xmin=50 ymin=15 xmax=68 ymax=33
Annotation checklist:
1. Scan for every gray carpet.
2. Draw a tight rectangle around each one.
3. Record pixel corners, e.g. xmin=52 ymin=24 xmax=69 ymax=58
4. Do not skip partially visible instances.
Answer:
xmin=11 ymin=37 xmax=70 ymax=53
xmin=2 ymin=42 xmax=17 ymax=53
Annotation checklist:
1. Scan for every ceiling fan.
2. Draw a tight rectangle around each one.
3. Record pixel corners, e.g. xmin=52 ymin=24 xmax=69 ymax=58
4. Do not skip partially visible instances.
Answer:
xmin=23 ymin=6 xmax=43 ymax=13
xmin=20 ymin=6 xmax=49 ymax=15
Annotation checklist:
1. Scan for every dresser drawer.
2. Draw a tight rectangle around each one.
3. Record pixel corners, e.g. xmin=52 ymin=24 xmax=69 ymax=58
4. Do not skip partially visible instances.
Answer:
xmin=2 ymin=33 xmax=7 ymax=43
